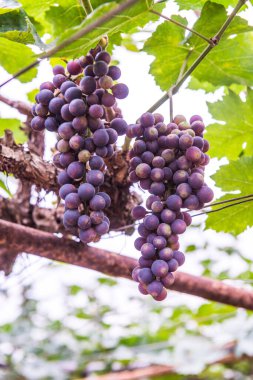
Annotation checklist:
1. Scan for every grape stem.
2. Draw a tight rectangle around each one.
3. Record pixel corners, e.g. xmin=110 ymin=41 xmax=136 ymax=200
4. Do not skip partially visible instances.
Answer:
xmin=150 ymin=10 xmax=214 ymax=45
xmin=192 ymin=197 xmax=253 ymax=218
xmin=146 ymin=0 xmax=248 ymax=113
xmin=0 ymin=0 xmax=139 ymax=89
xmin=80 ymin=0 xmax=93 ymax=15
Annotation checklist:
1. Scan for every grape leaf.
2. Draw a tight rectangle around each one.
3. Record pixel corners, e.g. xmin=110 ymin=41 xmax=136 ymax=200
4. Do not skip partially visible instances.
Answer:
xmin=0 ymin=8 xmax=35 ymax=44
xmin=0 ymin=37 xmax=37 ymax=82
xmin=0 ymin=0 xmax=21 ymax=14
xmin=187 ymin=77 xmax=218 ymax=93
xmin=206 ymin=157 xmax=253 ymax=234
xmin=143 ymin=16 xmax=189 ymax=91
xmin=55 ymin=1 xmax=164 ymax=57
xmin=0 ymin=118 xmax=27 ymax=144
xmin=175 ymin=0 xmax=238 ymax=10
xmin=206 ymin=89 xmax=253 ymax=160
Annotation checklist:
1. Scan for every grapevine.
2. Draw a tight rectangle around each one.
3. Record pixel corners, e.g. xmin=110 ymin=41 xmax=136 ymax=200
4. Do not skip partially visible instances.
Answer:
xmin=128 ymin=113 xmax=214 ymax=301
xmin=31 ymin=44 xmax=129 ymax=244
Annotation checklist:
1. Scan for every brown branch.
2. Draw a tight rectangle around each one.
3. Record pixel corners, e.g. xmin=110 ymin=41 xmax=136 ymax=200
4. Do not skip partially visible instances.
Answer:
xmin=1 ymin=219 xmax=253 ymax=309
xmin=0 ymin=94 xmax=32 ymax=116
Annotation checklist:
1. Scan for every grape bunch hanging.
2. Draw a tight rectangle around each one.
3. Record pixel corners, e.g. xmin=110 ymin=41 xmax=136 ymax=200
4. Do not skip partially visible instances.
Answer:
xmin=128 ymin=113 xmax=214 ymax=301
xmin=31 ymin=45 xmax=129 ymax=244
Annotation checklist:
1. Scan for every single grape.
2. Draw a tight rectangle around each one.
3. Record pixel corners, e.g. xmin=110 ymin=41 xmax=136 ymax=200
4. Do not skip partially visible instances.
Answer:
xmin=63 ymin=209 xmax=80 ymax=226
xmin=61 ymin=104 xmax=74 ymax=121
xmin=53 ymin=74 xmax=67 ymax=88
xmin=69 ymin=135 xmax=85 ymax=151
xmin=95 ymin=221 xmax=110 ymax=235
xmin=111 ymin=83 xmax=129 ymax=99
xmin=140 ymin=112 xmax=155 ymax=128
xmin=151 ymin=260 xmax=169 ymax=277
xmin=59 ymin=184 xmax=77 ymax=200
xmin=57 ymin=170 xmax=73 ymax=186
xmin=158 ymin=247 xmax=173 ymax=261
xmin=86 ymin=170 xmax=104 ymax=186
xmin=64 ymin=87 xmax=82 ymax=102
xmin=93 ymin=60 xmax=109 ymax=76
xmin=143 ymin=215 xmax=160 ymax=231
xmin=59 ymin=152 xmax=75 ymax=168
xmin=78 ymin=215 xmax=92 ymax=230
xmin=131 ymin=206 xmax=147 ymax=220
xmin=161 ymin=272 xmax=175 ymax=288
xmin=101 ymin=92 xmax=115 ymax=107
xmin=171 ymin=219 xmax=187 ymax=234
xmin=197 ymin=186 xmax=214 ymax=203
xmin=167 ymin=258 xmax=179 ymax=272
xmin=58 ymin=122 xmax=75 ymax=140
xmin=160 ymin=209 xmax=176 ymax=224
xmin=80 ymin=76 xmax=96 ymax=95
xmin=65 ymin=192 xmax=81 ymax=209
xmin=147 ymin=281 xmax=163 ymax=297
xmin=166 ymin=195 xmax=182 ymax=211
xmin=78 ymin=183 xmax=95 ymax=201
xmin=40 ymin=81 xmax=55 ymax=92
xmin=79 ymin=228 xmax=97 ymax=244
xmin=49 ymin=97 xmax=65 ymax=114
xmin=60 ymin=81 xmax=76 ymax=95
xmin=134 ymin=237 xmax=146 ymax=251
xmin=67 ymin=60 xmax=82 ymax=75
xmin=93 ymin=129 xmax=109 ymax=147
xmin=89 ymin=195 xmax=106 ymax=211
xmin=156 ymin=223 xmax=171 ymax=238
xmin=176 ymin=183 xmax=192 ymax=199
xmin=110 ymin=118 xmax=127 ymax=136
xmin=140 ymin=243 xmax=156 ymax=259
xmin=108 ymin=65 xmax=121 ymax=80
xmin=72 ymin=116 xmax=88 ymax=132
xmin=150 ymin=182 xmax=166 ymax=196
xmin=67 ymin=161 xmax=85 ymax=180
xmin=138 ymin=268 xmax=154 ymax=285
xmin=69 ymin=99 xmax=86 ymax=117
xmin=37 ymin=89 xmax=54 ymax=105
xmin=31 ymin=116 xmax=45 ymax=131
xmin=153 ymin=236 xmax=167 ymax=250
xmin=96 ymin=192 xmax=111 ymax=208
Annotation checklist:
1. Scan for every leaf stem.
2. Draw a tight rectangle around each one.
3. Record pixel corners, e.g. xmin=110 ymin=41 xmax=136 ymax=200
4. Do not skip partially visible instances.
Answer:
xmin=0 ymin=0 xmax=139 ymax=89
xmin=204 ymin=193 xmax=253 ymax=209
xmin=146 ymin=0 xmax=248 ymax=113
xmin=192 ymin=197 xmax=253 ymax=218
xmin=150 ymin=10 xmax=214 ymax=45
xmin=80 ymin=0 xmax=93 ymax=14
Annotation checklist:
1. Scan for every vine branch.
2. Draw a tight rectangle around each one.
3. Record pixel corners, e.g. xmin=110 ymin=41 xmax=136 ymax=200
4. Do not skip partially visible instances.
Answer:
xmin=80 ymin=0 xmax=93 ymax=15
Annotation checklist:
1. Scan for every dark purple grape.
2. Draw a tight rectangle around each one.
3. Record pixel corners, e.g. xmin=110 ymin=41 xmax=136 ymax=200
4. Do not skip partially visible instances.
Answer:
xmin=177 ymin=156 xmax=191 ymax=170
xmin=176 ymin=183 xmax=192 ymax=199
xmin=166 ymin=195 xmax=182 ymax=211
xmin=80 ymin=76 xmax=96 ymax=95
xmin=140 ymin=243 xmax=156 ymax=259
xmin=58 ymin=122 xmax=75 ymax=140
xmin=146 ymin=140 xmax=159 ymax=153
xmin=143 ymin=215 xmax=160 ymax=231
xmin=59 ymin=184 xmax=77 ymax=200
xmin=61 ymin=104 xmax=74 ymax=121
xmin=78 ymin=215 xmax=91 ymax=230
xmin=72 ymin=116 xmax=88 ymax=132
xmin=141 ymin=151 xmax=154 ymax=165
xmin=152 ymin=156 xmax=165 ymax=168
xmin=96 ymin=192 xmax=111 ymax=208
xmin=161 ymin=272 xmax=175 ymax=288
xmin=139 ymin=178 xmax=152 ymax=190
xmin=183 ymin=195 xmax=199 ymax=210
xmin=166 ymin=134 xmax=179 ymax=149
xmin=173 ymin=251 xmax=185 ymax=266
xmin=131 ymin=206 xmax=147 ymax=220
xmin=60 ymin=81 xmax=76 ymax=94
xmin=108 ymin=65 xmax=121 ymax=80
xmin=69 ymin=135 xmax=85 ymax=151
xmin=93 ymin=61 xmax=108 ymax=77
xmin=147 ymin=281 xmax=163 ymax=297
xmin=163 ymin=167 xmax=173 ymax=181
xmin=78 ymin=183 xmax=95 ymax=201
xmin=37 ymin=89 xmax=54 ymax=105
xmin=63 ymin=209 xmax=80 ymax=226
xmin=183 ymin=212 xmax=192 ymax=226
xmin=153 ymin=236 xmax=167 ymax=250
xmin=64 ymin=87 xmax=82 ymax=102
xmin=89 ymin=104 xmax=104 ymax=119
xmin=173 ymin=170 xmax=189 ymax=185
xmin=35 ymin=104 xmax=48 ymax=117
xmin=139 ymin=257 xmax=153 ymax=268
xmin=153 ymin=287 xmax=167 ymax=301
xmin=173 ymin=114 xmax=186 ymax=125
xmin=134 ymin=237 xmax=146 ymax=251
xmin=171 ymin=219 xmax=187 ymax=234
xmin=138 ymin=283 xmax=148 ymax=295
xmin=132 ymin=267 xmax=141 ymax=281
xmin=161 ymin=209 xmax=176 ymax=224
xmin=156 ymin=122 xmax=168 ymax=136
xmin=157 ymin=223 xmax=171 ymax=238
xmin=59 ymin=152 xmax=75 ymax=168
xmin=87 ymin=94 xmax=99 ymax=105
xmin=144 ymin=127 xmax=158 ymax=141
xmin=57 ymin=170 xmax=72 ymax=186
xmin=146 ymin=233 xmax=156 ymax=244
xmin=107 ymin=128 xmax=118 ymax=144
xmin=146 ymin=195 xmax=160 ymax=209
xmin=110 ymin=118 xmax=127 ymax=136
xmin=138 ymin=268 xmax=154 ymax=285
xmin=188 ymin=173 xmax=204 ymax=189
xmin=167 ymin=258 xmax=179 ymax=272
xmin=89 ymin=195 xmax=106 ymax=211
xmin=193 ymin=136 xmax=204 ymax=150
xmin=53 ymin=65 xmax=65 ymax=75
xmin=140 ymin=113 xmax=155 ymax=128
xmin=53 ymin=74 xmax=67 ymax=88
xmin=93 ymin=129 xmax=109 ymax=147
xmin=31 ymin=116 xmax=45 ymax=131
xmin=203 ymin=139 xmax=209 ymax=153
xmin=158 ymin=247 xmax=173 ymax=261
xmin=161 ymin=149 xmax=175 ymax=163
xmin=197 ymin=186 xmax=214 ymax=203
xmin=179 ymin=134 xmax=193 ymax=150
xmin=89 ymin=156 xmax=104 ymax=170
xmin=150 ymin=168 xmax=164 ymax=182
xmin=98 ymin=75 xmax=114 ymax=90
xmin=57 ymin=139 xmax=70 ymax=153
xmin=67 ymin=161 xmax=85 ymax=179
xmin=151 ymin=260 xmax=168 ymax=277
xmin=65 ymin=192 xmax=81 ymax=209
xmin=191 ymin=120 xmax=205 ymax=135
xmin=151 ymin=201 xmax=164 ymax=213
xmin=111 ymin=83 xmax=129 ymax=99
xmin=67 ymin=60 xmax=82 ymax=75
xmin=84 ymin=64 xmax=95 ymax=77
xmin=186 ymin=146 xmax=202 ymax=162
xmin=86 ymin=170 xmax=104 ymax=186
xmin=95 ymin=51 xmax=111 ymax=64
xmin=95 ymin=221 xmax=109 ymax=235
xmin=135 ymin=163 xmax=151 ymax=179
xmin=79 ymin=228 xmax=97 ymax=244
xmin=69 ymin=99 xmax=86 ymax=117
xmin=150 ymin=182 xmax=165 ymax=196
xmin=40 ymin=81 xmax=55 ymax=92
xmin=101 ymin=92 xmax=115 ymax=107
xmin=49 ymin=97 xmax=65 ymax=114
xmin=190 ymin=115 xmax=203 ymax=124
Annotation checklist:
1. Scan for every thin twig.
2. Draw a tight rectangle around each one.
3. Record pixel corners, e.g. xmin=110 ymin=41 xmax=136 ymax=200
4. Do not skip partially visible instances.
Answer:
xmin=204 ymin=194 xmax=253 ymax=209
xmin=192 ymin=198 xmax=253 ymax=218
xmin=150 ymin=10 xmax=213 ymax=45
xmin=80 ymin=0 xmax=93 ymax=14
xmin=146 ymin=0 xmax=247 ymax=113
xmin=0 ymin=0 xmax=139 ymax=89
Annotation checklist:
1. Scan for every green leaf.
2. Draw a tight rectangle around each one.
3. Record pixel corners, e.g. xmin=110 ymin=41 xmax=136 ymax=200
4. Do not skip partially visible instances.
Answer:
xmin=97 ymin=277 xmax=117 ymax=286
xmin=0 ymin=37 xmax=37 ymax=82
xmin=69 ymin=285 xmax=83 ymax=295
xmin=143 ymin=16 xmax=189 ymax=91
xmin=188 ymin=77 xmax=218 ymax=93
xmin=206 ymin=90 xmax=253 ymax=160
xmin=175 ymin=0 xmax=238 ymax=10
xmin=0 ymin=0 xmax=21 ymax=15
xmin=26 ymin=88 xmax=39 ymax=103
xmin=0 ymin=118 xmax=27 ymax=144
xmin=0 ymin=8 xmax=35 ymax=44
xmin=206 ymin=157 xmax=253 ymax=234
xmin=0 ymin=178 xmax=12 ymax=197
xmin=55 ymin=1 xmax=163 ymax=57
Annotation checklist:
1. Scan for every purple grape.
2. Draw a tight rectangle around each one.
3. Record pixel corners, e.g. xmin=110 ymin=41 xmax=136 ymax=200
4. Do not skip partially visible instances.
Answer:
xmin=132 ymin=267 xmax=141 ymax=281
xmin=161 ymin=209 xmax=176 ymax=224
xmin=89 ymin=195 xmax=106 ymax=211
xmin=188 ymin=173 xmax=204 ymax=189
xmin=89 ymin=156 xmax=104 ymax=170
xmin=57 ymin=170 xmax=73 ymax=186
xmin=108 ymin=65 xmax=121 ymax=80
xmin=131 ymin=206 xmax=147 ymax=220
xmin=143 ymin=215 xmax=160 ymax=231
xmin=84 ymin=64 xmax=95 ymax=77
xmin=146 ymin=233 xmax=156 ymax=244
xmin=67 ymin=60 xmax=82 ymax=75
xmin=156 ymin=122 xmax=168 ymax=136
xmin=138 ymin=283 xmax=148 ymax=295
xmin=134 ymin=237 xmax=146 ymax=251
xmin=95 ymin=221 xmax=110 ymax=235
xmin=60 ymin=81 xmax=76 ymax=94
xmin=171 ymin=219 xmax=187 ymax=234
xmin=140 ymin=112 xmax=155 ymax=128
xmin=167 ymin=258 xmax=179 ymax=272
xmin=64 ymin=87 xmax=82 ymax=102
xmin=183 ymin=195 xmax=200 ymax=210
xmin=111 ymin=83 xmax=129 ymax=99
xmin=190 ymin=115 xmax=203 ymax=124
xmin=146 ymin=195 xmax=160 ymax=210
xmin=129 ymin=170 xmax=139 ymax=183
xmin=161 ymin=272 xmax=175 ymax=288
xmin=67 ymin=161 xmax=85 ymax=179
xmin=78 ymin=215 xmax=92 ymax=230
xmin=96 ymin=192 xmax=111 ymax=208
xmin=139 ymin=178 xmax=152 ymax=190
xmin=158 ymin=247 xmax=173 ymax=261
xmin=107 ymin=128 xmax=118 ymax=144
xmin=193 ymin=136 xmax=204 ymax=150
xmin=80 ymin=76 xmax=96 ymax=95
xmin=143 ymin=127 xmax=158 ymax=141
xmin=139 ymin=257 xmax=153 ymax=268
xmin=72 ymin=116 xmax=88 ymax=132
xmin=58 ymin=122 xmax=75 ymax=140
xmin=173 ymin=251 xmax=185 ymax=266
xmin=110 ymin=118 xmax=127 ymax=136
xmin=53 ymin=74 xmax=67 ymax=88
xmin=138 ymin=268 xmax=154 ymax=285
xmin=93 ymin=60 xmax=108 ymax=76
xmin=133 ymin=140 xmax=146 ymax=155
xmin=179 ymin=134 xmax=193 ymax=150
xmin=163 ymin=167 xmax=173 ymax=181
xmin=69 ymin=99 xmax=86 ymax=117
xmin=176 ymin=183 xmax=192 ymax=199
xmin=86 ymin=170 xmax=104 ymax=186
xmin=140 ymin=243 xmax=156 ymax=259
xmin=156 ymin=223 xmax=171 ymax=238
xmin=40 ymin=81 xmax=55 ymax=92
xmin=79 ymin=228 xmax=97 ymax=244
xmin=186 ymin=146 xmax=202 ymax=162
xmin=101 ymin=92 xmax=115 ymax=107
xmin=153 ymin=236 xmax=167 ymax=250
xmin=138 ymin=223 xmax=150 ymax=238
xmin=150 ymin=168 xmax=164 ymax=182
xmin=141 ymin=151 xmax=154 ymax=165
xmin=203 ymin=139 xmax=209 ymax=153
xmin=197 ymin=186 xmax=214 ymax=203
xmin=69 ymin=135 xmax=85 ymax=151
xmin=161 ymin=149 xmax=175 ymax=163
xmin=183 ymin=211 xmax=192 ymax=226
xmin=165 ymin=134 xmax=179 ymax=149
xmin=63 ymin=209 xmax=80 ymax=226
xmin=153 ymin=288 xmax=167 ymax=301
xmin=151 ymin=260 xmax=169 ymax=277
xmin=57 ymin=139 xmax=70 ymax=153
xmin=146 ymin=140 xmax=159 ymax=153
xmin=37 ymin=89 xmax=54 ymax=105
xmin=31 ymin=116 xmax=45 ymax=131
xmin=150 ymin=182 xmax=166 ymax=196
xmin=173 ymin=170 xmax=189 ymax=185
xmin=59 ymin=184 xmax=77 ymax=200
xmin=86 ymin=94 xmax=99 ymax=106
xmin=152 ymin=156 xmax=165 ymax=168
xmin=151 ymin=201 xmax=164 ymax=213
xmin=61 ymin=104 xmax=74 ymax=121
xmin=53 ymin=65 xmax=65 ymax=75
xmin=35 ymin=104 xmax=48 ymax=117
xmin=65 ymin=193 xmax=81 ymax=209
xmin=95 ymin=51 xmax=111 ymax=64
xmin=135 ymin=163 xmax=151 ymax=179
xmin=191 ymin=120 xmax=205 ymax=135
xmin=98 ymin=75 xmax=114 ymax=90
xmin=166 ymin=195 xmax=182 ymax=211
xmin=59 ymin=152 xmax=75 ymax=168
xmin=93 ymin=129 xmax=109 ymax=147
xmin=89 ymin=104 xmax=104 ymax=119
xmin=49 ymin=97 xmax=65 ymax=114
xmin=147 ymin=281 xmax=163 ymax=297
xmin=78 ymin=183 xmax=95 ymax=201
xmin=177 ymin=156 xmax=191 ymax=170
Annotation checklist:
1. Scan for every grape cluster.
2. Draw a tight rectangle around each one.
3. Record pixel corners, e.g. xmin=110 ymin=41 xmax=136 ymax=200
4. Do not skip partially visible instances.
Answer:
xmin=128 ymin=113 xmax=214 ymax=301
xmin=31 ymin=45 xmax=129 ymax=243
